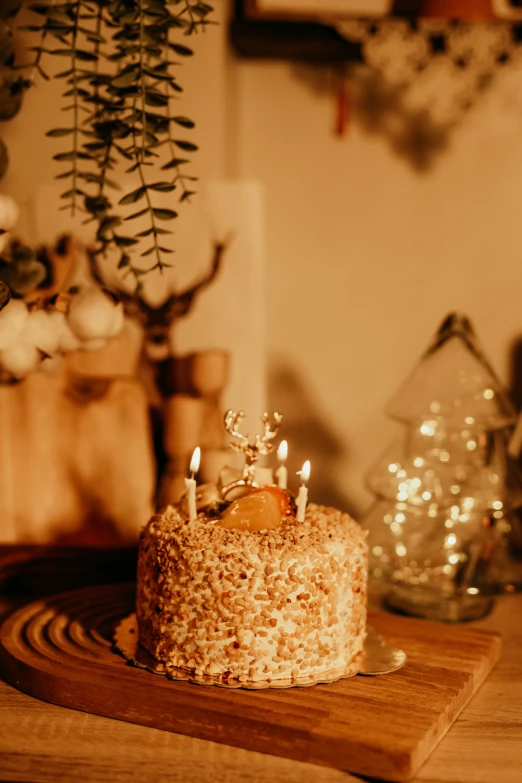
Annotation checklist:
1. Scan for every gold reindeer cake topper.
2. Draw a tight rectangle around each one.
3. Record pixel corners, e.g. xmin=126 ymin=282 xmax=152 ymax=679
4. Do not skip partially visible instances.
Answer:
xmin=222 ymin=409 xmax=282 ymax=498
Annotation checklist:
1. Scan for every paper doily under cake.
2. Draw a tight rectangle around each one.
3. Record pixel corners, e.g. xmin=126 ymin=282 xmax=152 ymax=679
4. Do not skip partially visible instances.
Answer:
xmin=113 ymin=613 xmax=407 ymax=690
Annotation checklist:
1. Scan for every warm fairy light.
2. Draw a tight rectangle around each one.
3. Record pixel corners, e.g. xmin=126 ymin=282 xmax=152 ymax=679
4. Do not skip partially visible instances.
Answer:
xmin=300 ymin=460 xmax=311 ymax=485
xmin=492 ymin=500 xmax=503 ymax=510
xmin=445 ymin=533 xmax=457 ymax=548
xmin=420 ymin=421 xmax=436 ymax=436
xmin=388 ymin=463 xmax=398 ymax=473
xmin=483 ymin=388 xmax=494 ymax=400
xmin=467 ymin=440 xmax=477 ymax=451
xmin=190 ymin=446 xmax=201 ymax=477
xmin=277 ymin=440 xmax=288 ymax=463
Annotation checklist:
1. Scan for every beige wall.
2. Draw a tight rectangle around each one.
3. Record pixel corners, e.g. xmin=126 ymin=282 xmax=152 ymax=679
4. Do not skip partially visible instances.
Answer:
xmin=3 ymin=2 xmax=522 ymax=519
xmin=230 ymin=38 xmax=522 ymax=515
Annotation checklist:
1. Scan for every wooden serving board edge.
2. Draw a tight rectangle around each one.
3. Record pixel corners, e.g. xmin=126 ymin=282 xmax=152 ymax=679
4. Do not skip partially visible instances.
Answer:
xmin=0 ymin=587 xmax=503 ymax=783
xmin=408 ymin=630 xmax=502 ymax=780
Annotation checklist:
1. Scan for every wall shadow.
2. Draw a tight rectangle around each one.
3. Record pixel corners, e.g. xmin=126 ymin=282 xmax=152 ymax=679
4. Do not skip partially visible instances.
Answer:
xmin=268 ymin=360 xmax=358 ymax=518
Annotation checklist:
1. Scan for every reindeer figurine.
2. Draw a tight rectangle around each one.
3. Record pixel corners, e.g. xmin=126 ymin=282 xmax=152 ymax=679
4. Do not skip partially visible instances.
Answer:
xmin=86 ymin=240 xmax=228 ymax=366
xmin=222 ymin=409 xmax=283 ymax=498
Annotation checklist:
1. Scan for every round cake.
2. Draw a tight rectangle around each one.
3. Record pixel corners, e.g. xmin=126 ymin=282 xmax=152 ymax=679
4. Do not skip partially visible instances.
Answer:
xmin=136 ymin=498 xmax=368 ymax=685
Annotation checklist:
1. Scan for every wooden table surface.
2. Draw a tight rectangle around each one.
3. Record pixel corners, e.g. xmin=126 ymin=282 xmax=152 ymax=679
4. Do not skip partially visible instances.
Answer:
xmin=0 ymin=545 xmax=520 ymax=783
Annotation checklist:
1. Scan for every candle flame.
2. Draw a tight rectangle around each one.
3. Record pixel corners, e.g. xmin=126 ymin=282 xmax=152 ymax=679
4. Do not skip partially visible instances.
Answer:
xmin=277 ymin=439 xmax=288 ymax=462
xmin=190 ymin=446 xmax=201 ymax=476
xmin=300 ymin=460 xmax=311 ymax=485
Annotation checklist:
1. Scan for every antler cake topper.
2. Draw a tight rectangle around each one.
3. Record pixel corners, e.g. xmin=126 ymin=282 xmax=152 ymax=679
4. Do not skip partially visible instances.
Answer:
xmin=222 ymin=409 xmax=282 ymax=497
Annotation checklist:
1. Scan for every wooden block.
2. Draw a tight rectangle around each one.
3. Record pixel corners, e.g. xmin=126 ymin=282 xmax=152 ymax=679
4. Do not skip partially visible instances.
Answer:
xmin=0 ymin=584 xmax=501 ymax=782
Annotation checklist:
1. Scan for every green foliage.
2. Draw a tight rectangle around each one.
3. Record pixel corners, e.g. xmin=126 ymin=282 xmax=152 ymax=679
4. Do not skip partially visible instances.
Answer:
xmin=0 ymin=241 xmax=48 ymax=296
xmin=22 ymin=0 xmax=214 ymax=288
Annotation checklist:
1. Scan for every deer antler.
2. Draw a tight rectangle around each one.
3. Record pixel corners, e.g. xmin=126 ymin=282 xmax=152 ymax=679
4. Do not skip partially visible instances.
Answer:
xmin=255 ymin=412 xmax=283 ymax=456
xmin=224 ymin=409 xmax=249 ymax=452
xmin=221 ymin=410 xmax=284 ymax=498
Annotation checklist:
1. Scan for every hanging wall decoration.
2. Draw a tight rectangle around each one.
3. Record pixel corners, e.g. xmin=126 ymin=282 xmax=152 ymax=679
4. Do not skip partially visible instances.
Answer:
xmin=232 ymin=1 xmax=522 ymax=170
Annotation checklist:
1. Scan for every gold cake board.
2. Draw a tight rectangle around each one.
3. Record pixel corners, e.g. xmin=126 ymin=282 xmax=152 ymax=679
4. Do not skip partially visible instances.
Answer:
xmin=114 ymin=613 xmax=406 ymax=688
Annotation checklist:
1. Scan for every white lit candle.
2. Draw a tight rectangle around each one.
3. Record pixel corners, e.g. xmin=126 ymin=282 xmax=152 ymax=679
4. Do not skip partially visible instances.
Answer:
xmin=295 ymin=460 xmax=310 ymax=522
xmin=275 ymin=439 xmax=288 ymax=489
xmin=185 ymin=447 xmax=200 ymax=521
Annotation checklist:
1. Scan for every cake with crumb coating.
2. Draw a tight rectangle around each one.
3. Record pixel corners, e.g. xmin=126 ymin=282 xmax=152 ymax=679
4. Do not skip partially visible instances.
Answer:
xmin=136 ymin=496 xmax=368 ymax=686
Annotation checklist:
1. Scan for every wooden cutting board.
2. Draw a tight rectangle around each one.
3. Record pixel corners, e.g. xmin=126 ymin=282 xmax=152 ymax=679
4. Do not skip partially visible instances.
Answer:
xmin=0 ymin=583 xmax=501 ymax=782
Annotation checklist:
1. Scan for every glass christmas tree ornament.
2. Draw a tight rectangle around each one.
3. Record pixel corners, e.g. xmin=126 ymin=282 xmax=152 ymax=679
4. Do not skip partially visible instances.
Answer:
xmin=364 ymin=313 xmax=522 ymax=622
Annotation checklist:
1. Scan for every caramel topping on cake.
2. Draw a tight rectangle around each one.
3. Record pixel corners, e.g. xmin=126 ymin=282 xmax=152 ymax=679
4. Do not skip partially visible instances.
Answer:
xmin=216 ymin=486 xmax=296 ymax=531
xmin=218 ymin=489 xmax=282 ymax=531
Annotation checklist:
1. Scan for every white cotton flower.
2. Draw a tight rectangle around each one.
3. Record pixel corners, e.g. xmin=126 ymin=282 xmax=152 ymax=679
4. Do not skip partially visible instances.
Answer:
xmin=107 ymin=301 xmax=125 ymax=338
xmin=20 ymin=309 xmax=60 ymax=356
xmin=48 ymin=310 xmax=82 ymax=353
xmin=81 ymin=337 xmax=107 ymax=352
xmin=0 ymin=298 xmax=29 ymax=351
xmin=0 ymin=195 xmax=20 ymax=232
xmin=40 ymin=354 xmax=63 ymax=375
xmin=0 ymin=341 xmax=40 ymax=378
xmin=67 ymin=287 xmax=119 ymax=341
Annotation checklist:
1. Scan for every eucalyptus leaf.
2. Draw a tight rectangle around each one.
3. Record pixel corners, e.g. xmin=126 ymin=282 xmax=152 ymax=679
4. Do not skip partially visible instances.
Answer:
xmin=169 ymin=43 xmax=193 ymax=57
xmin=148 ymin=182 xmax=175 ymax=192
xmin=144 ymin=90 xmax=168 ymax=107
xmin=118 ymin=186 xmax=146 ymax=206
xmin=161 ymin=157 xmax=188 ymax=170
xmin=172 ymin=116 xmax=195 ymax=129
xmin=152 ymin=208 xmax=177 ymax=221
xmin=125 ymin=207 xmax=149 ymax=221
xmin=46 ymin=127 xmax=73 ymax=137
xmin=0 ymin=1 xmax=23 ymax=20
xmin=15 ymin=0 xmax=214 ymax=284
xmin=174 ymin=140 xmax=198 ymax=152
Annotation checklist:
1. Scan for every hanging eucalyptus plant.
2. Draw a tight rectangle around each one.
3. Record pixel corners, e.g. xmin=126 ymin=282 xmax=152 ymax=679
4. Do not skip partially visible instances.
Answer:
xmin=18 ymin=0 xmax=214 ymax=290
